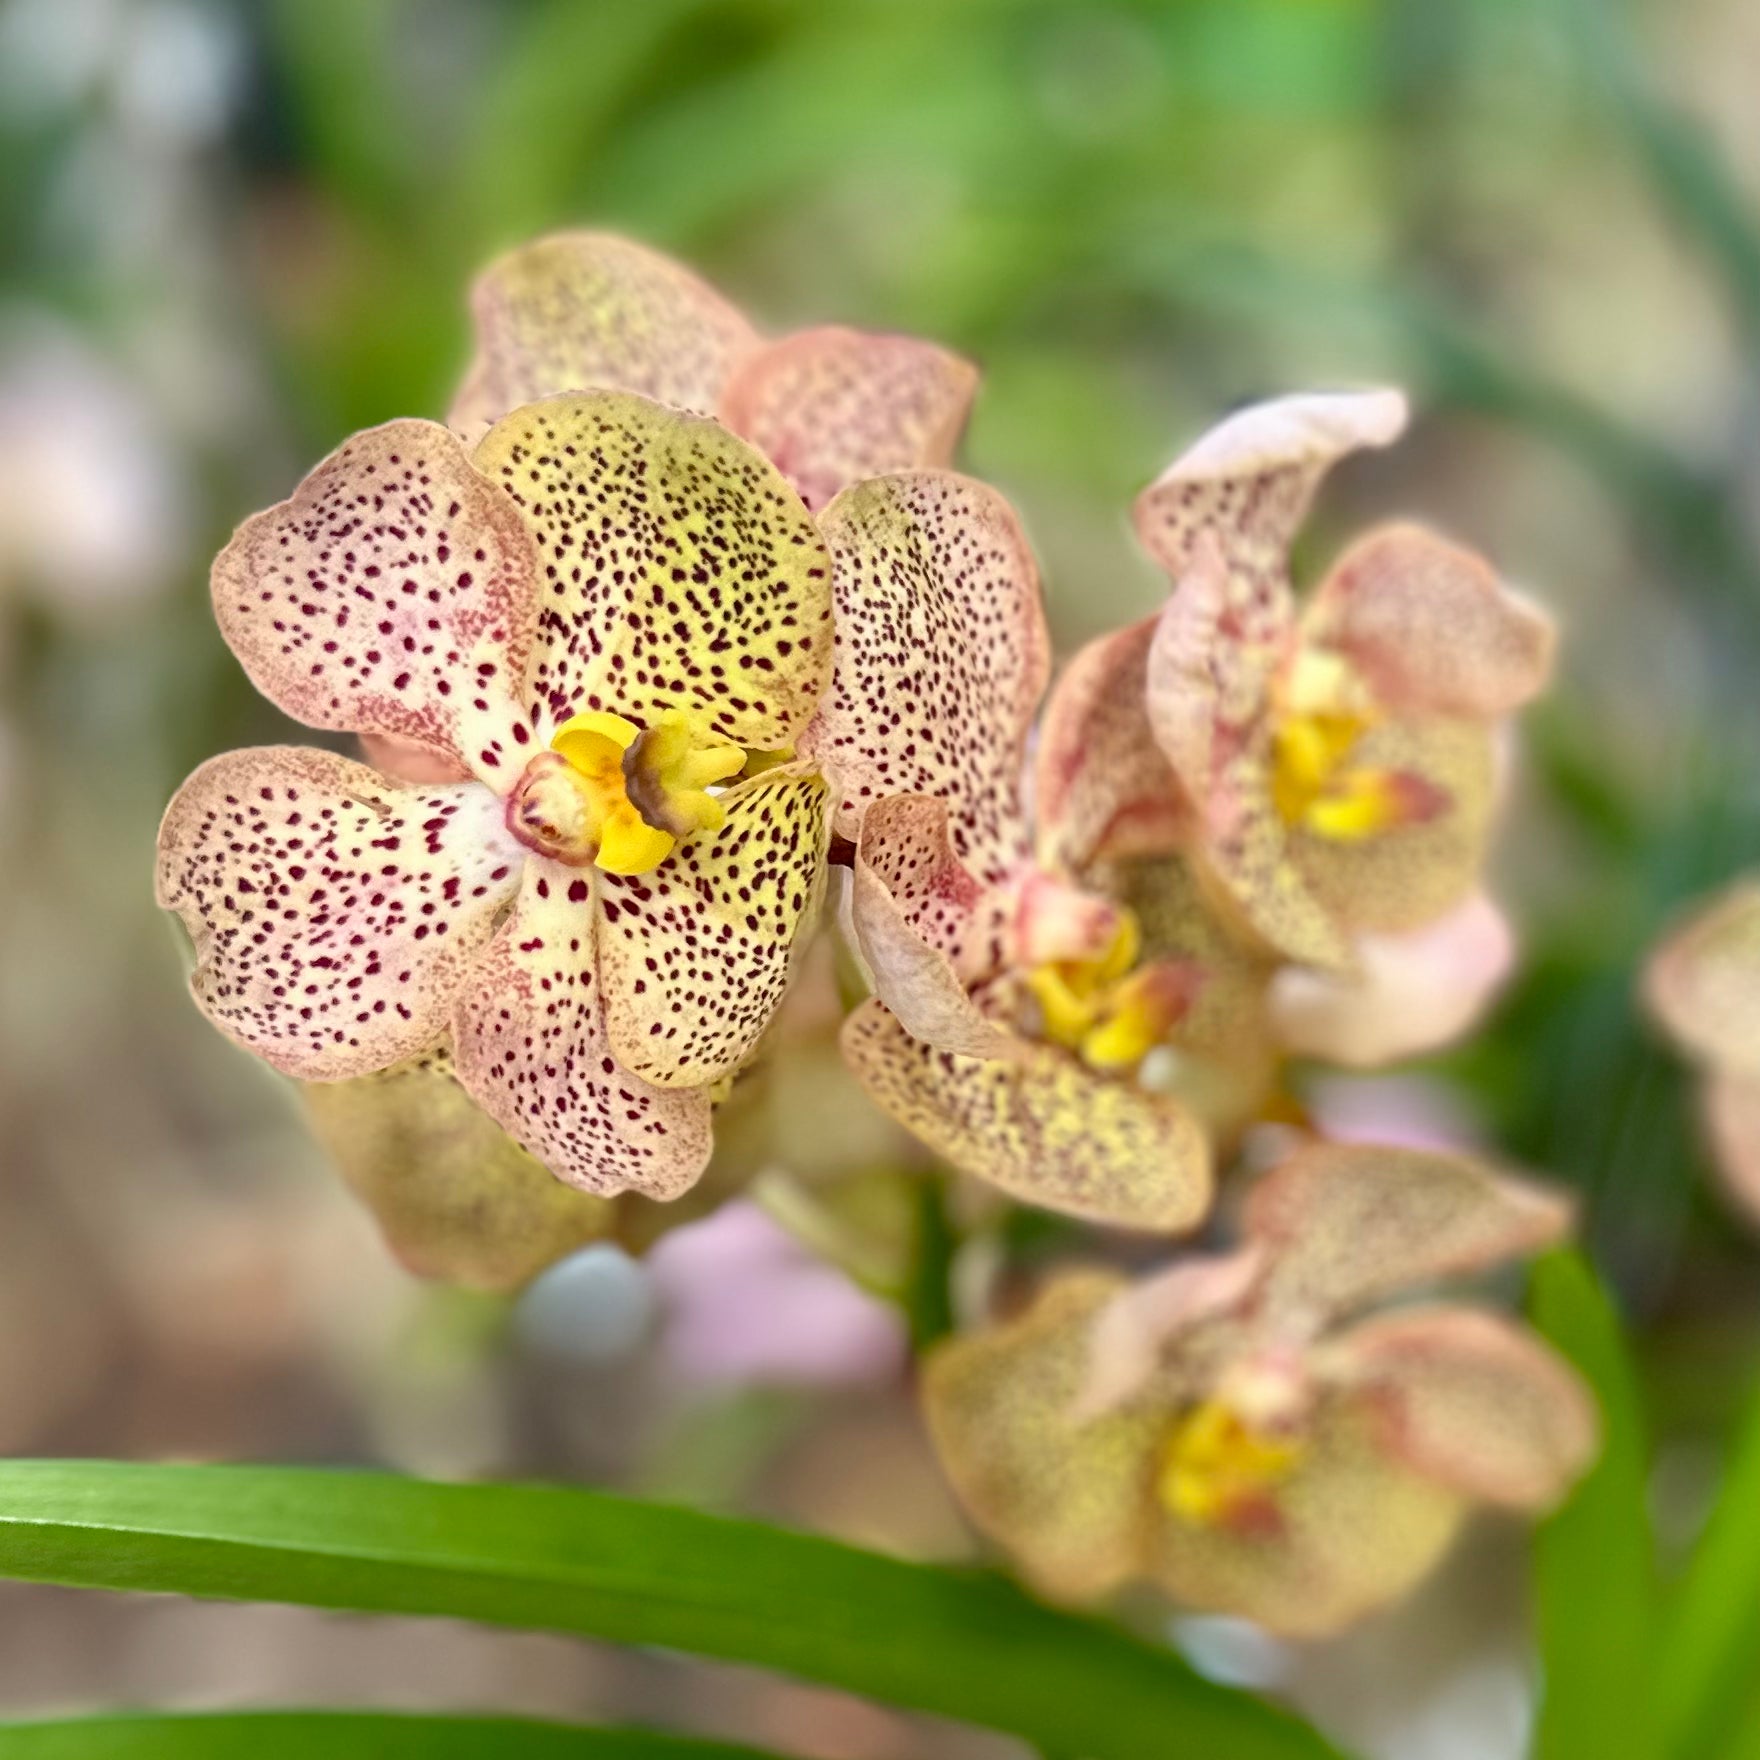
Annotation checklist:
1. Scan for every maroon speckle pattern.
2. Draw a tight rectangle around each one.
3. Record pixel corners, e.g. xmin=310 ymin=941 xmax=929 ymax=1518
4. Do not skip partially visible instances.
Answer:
xmin=450 ymin=858 xmax=714 ymax=1197
xmin=212 ymin=419 xmax=536 ymax=785
xmin=596 ymin=767 xmax=829 ymax=1086
xmin=801 ymin=471 xmax=1049 ymax=885
xmin=156 ymin=747 xmax=523 ymax=1081
xmin=472 ymin=391 xmax=831 ymax=749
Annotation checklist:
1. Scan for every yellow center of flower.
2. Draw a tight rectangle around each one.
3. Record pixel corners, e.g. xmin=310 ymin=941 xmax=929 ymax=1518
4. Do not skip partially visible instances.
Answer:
xmin=1157 ymin=1397 xmax=1307 ymax=1532
xmin=505 ymin=708 xmax=745 ymax=876
xmin=1271 ymin=649 xmax=1434 ymax=843
xmin=1023 ymin=911 xmax=1188 ymax=1072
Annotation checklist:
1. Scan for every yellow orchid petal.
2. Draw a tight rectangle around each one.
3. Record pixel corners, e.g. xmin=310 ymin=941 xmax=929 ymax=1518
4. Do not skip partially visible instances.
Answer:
xmin=595 ymin=804 xmax=677 ymax=876
xmin=551 ymin=709 xmax=639 ymax=771
xmin=474 ymin=391 xmax=831 ymax=752
xmin=596 ymin=766 xmax=830 ymax=1088
xmin=801 ymin=471 xmax=1049 ymax=879
xmin=304 ymin=1049 xmax=619 ymax=1291
xmin=1146 ymin=1392 xmax=1465 ymax=1639
xmin=923 ymin=1273 xmax=1164 ymax=1602
xmin=210 ymin=419 xmax=539 ymax=788
xmin=720 ymin=326 xmax=979 ymax=512
xmin=841 ymin=998 xmax=1212 ymax=1231
xmin=449 ymin=231 xmax=760 ymax=440
xmin=155 ymin=746 xmax=522 ymax=1082
xmin=450 ymin=858 xmax=713 ymax=1198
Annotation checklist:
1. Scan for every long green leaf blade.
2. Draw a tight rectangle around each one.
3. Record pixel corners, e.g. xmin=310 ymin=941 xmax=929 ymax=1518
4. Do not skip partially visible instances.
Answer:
xmin=0 ymin=1461 xmax=1335 ymax=1760
xmin=1530 ymin=1250 xmax=1661 ymax=1760
xmin=0 ymin=1714 xmax=773 ymax=1759
xmin=1656 ymin=1360 xmax=1760 ymax=1759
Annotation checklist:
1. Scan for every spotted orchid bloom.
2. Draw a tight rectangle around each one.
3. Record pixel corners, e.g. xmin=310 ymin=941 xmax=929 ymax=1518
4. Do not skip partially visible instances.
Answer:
xmin=157 ymin=389 xmax=833 ymax=1202
xmin=925 ymin=1141 xmax=1595 ymax=1637
xmin=798 ymin=471 xmax=1242 ymax=1232
xmin=448 ymin=230 xmax=978 ymax=513
xmin=1647 ymin=881 xmax=1760 ymax=1223
xmin=1103 ymin=390 xmax=1552 ymax=1062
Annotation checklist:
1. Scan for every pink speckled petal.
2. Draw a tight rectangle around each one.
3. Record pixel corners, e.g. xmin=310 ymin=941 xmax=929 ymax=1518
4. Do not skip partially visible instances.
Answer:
xmin=156 ymin=746 xmax=522 ymax=1081
xmin=1249 ymin=1140 xmax=1572 ymax=1319
xmin=450 ymin=858 xmax=712 ymax=1198
xmin=212 ymin=420 xmax=538 ymax=785
xmin=448 ymin=232 xmax=760 ymax=441
xmin=597 ymin=765 xmax=829 ymax=1088
xmin=852 ymin=794 xmax=1005 ymax=976
xmin=801 ymin=471 xmax=1049 ymax=880
xmin=359 ymin=733 xmax=473 ymax=784
xmin=473 ymin=392 xmax=831 ymax=750
xmin=1646 ymin=881 xmax=1760 ymax=1075
xmin=1034 ymin=616 xmax=1190 ymax=873
xmin=1270 ymin=892 xmax=1516 ymax=1067
xmin=1147 ymin=543 xmax=1343 ymax=966
xmin=1304 ymin=523 xmax=1556 ymax=719
xmin=720 ymin=327 xmax=979 ymax=512
xmin=841 ymin=998 xmax=1211 ymax=1230
xmin=1134 ymin=388 xmax=1408 ymax=584
xmin=1332 ymin=1305 xmax=1598 ymax=1509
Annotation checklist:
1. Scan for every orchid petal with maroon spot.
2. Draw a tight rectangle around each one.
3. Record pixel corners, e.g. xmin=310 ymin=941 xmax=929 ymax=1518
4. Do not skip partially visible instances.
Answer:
xmin=448 ymin=232 xmax=761 ymax=442
xmin=1304 ymin=523 xmax=1556 ymax=719
xmin=156 ymin=747 xmax=523 ymax=1081
xmin=801 ymin=471 xmax=1049 ymax=877
xmin=304 ymin=1047 xmax=620 ymax=1291
xmin=1646 ymin=880 xmax=1760 ymax=1075
xmin=841 ymin=998 xmax=1211 ymax=1230
xmin=1331 ymin=1305 xmax=1598 ymax=1510
xmin=924 ymin=1272 xmax=1165 ymax=1602
xmin=595 ymin=765 xmax=830 ymax=1088
xmin=450 ymin=858 xmax=712 ymax=1198
xmin=719 ymin=327 xmax=979 ymax=513
xmin=1248 ymin=1141 xmax=1572 ymax=1320
xmin=211 ymin=420 xmax=538 ymax=784
xmin=1269 ymin=891 xmax=1516 ymax=1068
xmin=472 ymin=391 xmax=831 ymax=749
xmin=1033 ymin=616 xmax=1191 ymax=874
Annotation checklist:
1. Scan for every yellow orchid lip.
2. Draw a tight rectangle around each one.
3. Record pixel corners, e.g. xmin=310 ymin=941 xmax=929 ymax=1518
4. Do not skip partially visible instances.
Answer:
xmin=1158 ymin=1396 xmax=1307 ymax=1534
xmin=505 ymin=708 xmax=745 ymax=876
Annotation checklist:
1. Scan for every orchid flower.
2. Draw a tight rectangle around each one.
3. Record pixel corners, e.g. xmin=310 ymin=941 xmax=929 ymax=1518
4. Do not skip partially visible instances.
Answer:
xmin=924 ymin=1141 xmax=1595 ymax=1637
xmin=800 ymin=472 xmax=1274 ymax=1231
xmin=1647 ymin=881 xmax=1760 ymax=1221
xmin=1078 ymin=390 xmax=1553 ymax=1064
xmin=448 ymin=230 xmax=978 ymax=513
xmin=157 ymin=390 xmax=833 ymax=1202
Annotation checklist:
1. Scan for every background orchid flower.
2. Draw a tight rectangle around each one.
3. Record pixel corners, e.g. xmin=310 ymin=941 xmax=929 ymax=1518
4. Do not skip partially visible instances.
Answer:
xmin=1125 ymin=392 xmax=1553 ymax=1054
xmin=797 ymin=469 xmax=1214 ymax=1231
xmin=924 ymin=1140 xmax=1595 ymax=1638
xmin=448 ymin=230 xmax=978 ymax=513
xmin=1646 ymin=881 xmax=1760 ymax=1222
xmin=158 ymin=389 xmax=832 ymax=1202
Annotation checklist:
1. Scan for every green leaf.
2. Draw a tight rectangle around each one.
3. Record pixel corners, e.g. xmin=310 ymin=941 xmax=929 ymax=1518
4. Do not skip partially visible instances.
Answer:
xmin=0 ymin=1713 xmax=772 ymax=1759
xmin=1529 ymin=1250 xmax=1661 ymax=1760
xmin=0 ymin=1461 xmax=1335 ymax=1760
xmin=1656 ymin=1359 xmax=1760 ymax=1760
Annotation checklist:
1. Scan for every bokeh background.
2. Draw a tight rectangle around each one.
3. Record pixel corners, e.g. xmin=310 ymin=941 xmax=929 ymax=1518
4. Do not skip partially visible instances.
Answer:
xmin=2 ymin=0 xmax=1759 ymax=1753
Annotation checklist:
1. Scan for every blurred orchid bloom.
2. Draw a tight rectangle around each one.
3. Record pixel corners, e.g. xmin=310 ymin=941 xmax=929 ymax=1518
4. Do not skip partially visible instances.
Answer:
xmin=1646 ymin=881 xmax=1760 ymax=1221
xmin=448 ymin=231 xmax=978 ymax=514
xmin=800 ymin=471 xmax=1249 ymax=1231
xmin=925 ymin=1141 xmax=1595 ymax=1638
xmin=158 ymin=389 xmax=833 ymax=1200
xmin=1093 ymin=391 xmax=1553 ymax=1060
